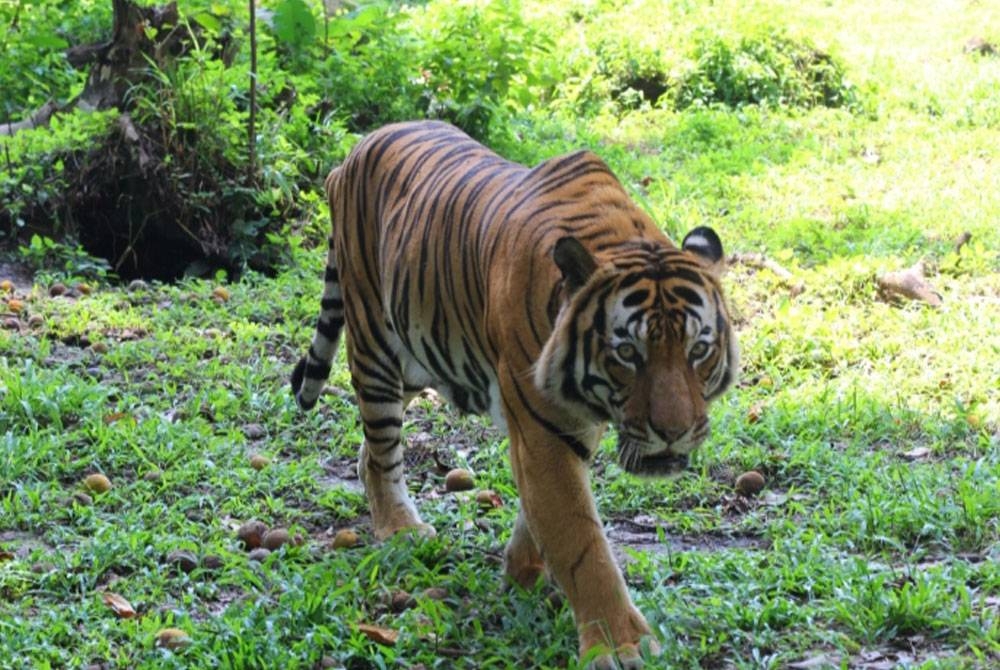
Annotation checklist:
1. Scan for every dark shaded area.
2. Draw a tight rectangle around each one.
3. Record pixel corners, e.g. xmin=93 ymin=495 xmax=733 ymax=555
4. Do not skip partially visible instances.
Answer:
xmin=1 ymin=0 xmax=276 ymax=281
xmin=64 ymin=115 xmax=264 ymax=281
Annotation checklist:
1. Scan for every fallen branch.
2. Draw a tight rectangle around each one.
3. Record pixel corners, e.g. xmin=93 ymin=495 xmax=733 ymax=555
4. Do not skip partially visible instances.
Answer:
xmin=728 ymin=251 xmax=805 ymax=295
xmin=728 ymin=251 xmax=794 ymax=280
xmin=953 ymin=231 xmax=972 ymax=254
xmin=876 ymin=260 xmax=942 ymax=307
xmin=0 ymin=101 xmax=60 ymax=136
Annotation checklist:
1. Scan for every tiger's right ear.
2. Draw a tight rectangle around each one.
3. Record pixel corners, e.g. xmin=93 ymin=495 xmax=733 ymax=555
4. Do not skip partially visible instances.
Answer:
xmin=553 ymin=237 xmax=597 ymax=295
xmin=682 ymin=226 xmax=725 ymax=274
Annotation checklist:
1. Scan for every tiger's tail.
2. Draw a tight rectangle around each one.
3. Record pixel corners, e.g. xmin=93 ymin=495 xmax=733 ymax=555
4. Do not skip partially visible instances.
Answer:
xmin=291 ymin=235 xmax=345 ymax=411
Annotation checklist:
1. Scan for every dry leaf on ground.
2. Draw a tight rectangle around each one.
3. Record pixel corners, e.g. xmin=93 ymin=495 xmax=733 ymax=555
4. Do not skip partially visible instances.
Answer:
xmin=101 ymin=591 xmax=136 ymax=618
xmin=357 ymin=623 xmax=399 ymax=646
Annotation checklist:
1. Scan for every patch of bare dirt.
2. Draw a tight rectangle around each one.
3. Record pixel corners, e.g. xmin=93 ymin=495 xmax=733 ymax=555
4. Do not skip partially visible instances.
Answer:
xmin=0 ymin=259 xmax=35 ymax=291
xmin=608 ymin=514 xmax=768 ymax=565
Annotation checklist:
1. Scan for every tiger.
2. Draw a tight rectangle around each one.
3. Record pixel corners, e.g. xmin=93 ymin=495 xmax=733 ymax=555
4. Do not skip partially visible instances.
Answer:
xmin=291 ymin=120 xmax=738 ymax=668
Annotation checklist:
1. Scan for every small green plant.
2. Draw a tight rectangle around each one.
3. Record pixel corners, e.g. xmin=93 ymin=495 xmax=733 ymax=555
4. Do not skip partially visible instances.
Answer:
xmin=18 ymin=233 xmax=110 ymax=281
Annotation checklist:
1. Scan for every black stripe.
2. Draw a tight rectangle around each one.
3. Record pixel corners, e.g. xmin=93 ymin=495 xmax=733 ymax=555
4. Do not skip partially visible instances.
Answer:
xmin=321 ymin=296 xmax=343 ymax=311
xmin=366 ymin=416 xmax=403 ymax=430
xmin=510 ymin=379 xmax=591 ymax=460
xmin=305 ymin=360 xmax=331 ymax=379
xmin=317 ymin=316 xmax=344 ymax=341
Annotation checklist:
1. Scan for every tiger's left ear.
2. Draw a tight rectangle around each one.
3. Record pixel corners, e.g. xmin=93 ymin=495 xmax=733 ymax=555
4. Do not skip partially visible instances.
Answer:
xmin=553 ymin=236 xmax=597 ymax=295
xmin=682 ymin=226 xmax=725 ymax=274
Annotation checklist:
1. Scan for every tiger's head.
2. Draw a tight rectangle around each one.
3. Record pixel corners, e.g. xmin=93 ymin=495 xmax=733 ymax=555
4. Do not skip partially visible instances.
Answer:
xmin=535 ymin=227 xmax=738 ymax=476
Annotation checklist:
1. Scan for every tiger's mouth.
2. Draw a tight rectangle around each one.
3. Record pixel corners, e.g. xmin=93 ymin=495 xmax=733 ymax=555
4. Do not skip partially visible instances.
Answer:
xmin=616 ymin=435 xmax=692 ymax=476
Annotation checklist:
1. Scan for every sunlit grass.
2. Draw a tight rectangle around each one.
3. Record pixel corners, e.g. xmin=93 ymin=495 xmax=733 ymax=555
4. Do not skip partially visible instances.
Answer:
xmin=2 ymin=0 xmax=999 ymax=668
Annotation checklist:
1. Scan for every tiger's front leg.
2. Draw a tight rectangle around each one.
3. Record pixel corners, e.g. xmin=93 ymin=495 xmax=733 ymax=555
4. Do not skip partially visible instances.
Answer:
xmin=501 ymin=373 xmax=659 ymax=668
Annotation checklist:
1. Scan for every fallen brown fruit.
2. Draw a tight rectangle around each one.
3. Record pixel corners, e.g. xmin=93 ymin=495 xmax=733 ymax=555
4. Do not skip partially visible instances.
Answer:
xmin=475 ymin=489 xmax=503 ymax=509
xmin=83 ymin=473 xmax=112 ymax=494
xmin=261 ymin=528 xmax=291 ymax=550
xmin=236 ymin=520 xmax=268 ymax=549
xmin=247 ymin=547 xmax=272 ymax=562
xmin=735 ymin=470 xmax=766 ymax=497
xmin=390 ymin=590 xmax=415 ymax=612
xmin=422 ymin=586 xmax=448 ymax=601
xmin=165 ymin=550 xmax=199 ymax=574
xmin=201 ymin=555 xmax=224 ymax=570
xmin=444 ymin=468 xmax=475 ymax=492
xmin=249 ymin=454 xmax=270 ymax=470
xmin=49 ymin=283 xmax=68 ymax=297
xmin=212 ymin=286 xmax=231 ymax=302
xmin=155 ymin=628 xmax=191 ymax=650
xmin=7 ymin=298 xmax=24 ymax=313
xmin=332 ymin=528 xmax=359 ymax=549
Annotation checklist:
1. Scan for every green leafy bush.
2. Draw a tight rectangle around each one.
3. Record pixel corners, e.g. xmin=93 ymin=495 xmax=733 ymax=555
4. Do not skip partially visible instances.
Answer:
xmin=672 ymin=30 xmax=860 ymax=110
xmin=305 ymin=5 xmax=425 ymax=132
xmin=0 ymin=108 xmax=117 ymax=238
xmin=411 ymin=0 xmax=554 ymax=139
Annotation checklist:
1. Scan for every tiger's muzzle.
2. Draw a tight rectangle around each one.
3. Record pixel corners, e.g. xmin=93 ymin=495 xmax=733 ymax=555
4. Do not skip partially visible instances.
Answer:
xmin=616 ymin=418 xmax=709 ymax=476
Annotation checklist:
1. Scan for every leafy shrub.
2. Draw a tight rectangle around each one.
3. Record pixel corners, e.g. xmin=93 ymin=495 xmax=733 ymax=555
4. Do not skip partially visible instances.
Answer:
xmin=0 ymin=108 xmax=117 ymax=238
xmin=549 ymin=30 xmax=674 ymax=115
xmin=305 ymin=5 xmax=425 ymax=132
xmin=672 ymin=30 xmax=859 ymax=110
xmin=411 ymin=0 xmax=554 ymax=139
xmin=0 ymin=0 xmax=107 ymax=117
xmin=293 ymin=0 xmax=553 ymax=140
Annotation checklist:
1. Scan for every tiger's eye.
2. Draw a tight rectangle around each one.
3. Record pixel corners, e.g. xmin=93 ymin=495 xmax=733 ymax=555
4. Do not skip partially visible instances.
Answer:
xmin=690 ymin=342 xmax=709 ymax=358
xmin=615 ymin=342 xmax=638 ymax=363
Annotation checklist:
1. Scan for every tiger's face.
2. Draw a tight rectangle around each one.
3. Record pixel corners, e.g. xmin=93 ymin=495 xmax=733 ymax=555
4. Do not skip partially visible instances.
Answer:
xmin=535 ymin=227 xmax=738 ymax=476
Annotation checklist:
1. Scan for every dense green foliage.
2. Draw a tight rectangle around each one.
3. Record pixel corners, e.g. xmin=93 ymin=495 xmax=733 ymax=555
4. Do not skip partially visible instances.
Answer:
xmin=2 ymin=0 xmax=1000 ymax=668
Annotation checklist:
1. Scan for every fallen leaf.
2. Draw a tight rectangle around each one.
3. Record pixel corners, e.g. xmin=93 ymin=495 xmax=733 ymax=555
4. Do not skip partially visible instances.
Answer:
xmin=762 ymin=491 xmax=788 ymax=506
xmin=357 ymin=623 xmax=398 ymax=646
xmin=103 ymin=412 xmax=130 ymax=425
xmin=788 ymin=654 xmax=838 ymax=669
xmin=102 ymin=591 xmax=136 ymax=618
xmin=901 ymin=446 xmax=931 ymax=460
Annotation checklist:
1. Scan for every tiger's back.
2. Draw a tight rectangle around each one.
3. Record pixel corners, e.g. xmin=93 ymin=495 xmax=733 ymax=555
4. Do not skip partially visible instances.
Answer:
xmin=291 ymin=120 xmax=737 ymax=668
xmin=322 ymin=121 xmax=672 ymax=419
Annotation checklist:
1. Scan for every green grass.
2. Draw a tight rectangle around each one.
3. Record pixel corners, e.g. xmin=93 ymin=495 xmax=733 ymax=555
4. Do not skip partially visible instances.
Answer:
xmin=3 ymin=0 xmax=1000 ymax=668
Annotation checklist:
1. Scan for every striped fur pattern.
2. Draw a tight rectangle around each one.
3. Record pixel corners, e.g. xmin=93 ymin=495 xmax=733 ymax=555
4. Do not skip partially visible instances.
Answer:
xmin=291 ymin=121 xmax=737 ymax=667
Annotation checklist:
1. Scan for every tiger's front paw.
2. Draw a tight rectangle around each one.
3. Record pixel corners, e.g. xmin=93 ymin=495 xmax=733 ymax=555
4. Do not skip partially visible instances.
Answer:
xmin=579 ymin=608 xmax=660 ymax=670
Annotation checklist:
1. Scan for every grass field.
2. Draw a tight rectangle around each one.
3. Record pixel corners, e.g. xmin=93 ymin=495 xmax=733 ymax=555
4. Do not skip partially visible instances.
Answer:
xmin=2 ymin=0 xmax=1000 ymax=668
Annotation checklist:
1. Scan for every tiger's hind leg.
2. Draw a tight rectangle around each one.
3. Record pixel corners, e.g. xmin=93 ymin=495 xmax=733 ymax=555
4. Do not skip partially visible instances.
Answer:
xmin=504 ymin=506 xmax=546 ymax=589
xmin=351 ymin=352 xmax=435 ymax=540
